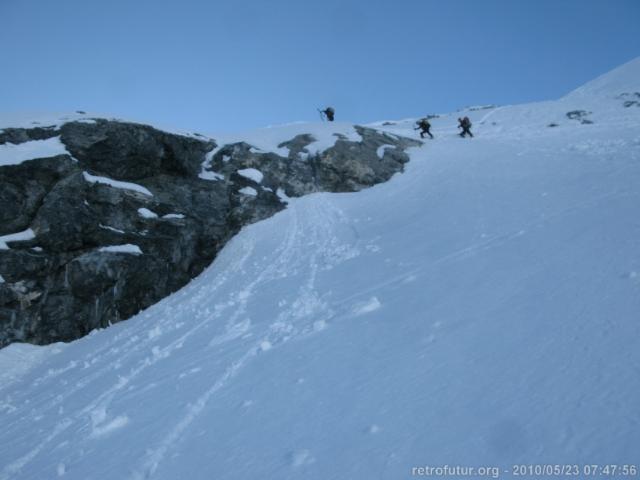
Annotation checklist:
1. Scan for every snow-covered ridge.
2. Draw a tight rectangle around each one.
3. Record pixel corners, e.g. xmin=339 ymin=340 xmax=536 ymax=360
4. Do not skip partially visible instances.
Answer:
xmin=564 ymin=56 xmax=640 ymax=99
xmin=0 ymin=111 xmax=211 ymax=141
xmin=211 ymin=122 xmax=363 ymax=157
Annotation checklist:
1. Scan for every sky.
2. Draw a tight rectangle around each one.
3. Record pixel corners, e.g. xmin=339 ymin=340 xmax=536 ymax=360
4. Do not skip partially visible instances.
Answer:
xmin=1 ymin=0 xmax=639 ymax=133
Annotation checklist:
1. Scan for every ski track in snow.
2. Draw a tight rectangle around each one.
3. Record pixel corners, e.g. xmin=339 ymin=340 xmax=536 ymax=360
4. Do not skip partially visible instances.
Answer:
xmin=3 ymin=142 xmax=639 ymax=478
xmin=1 ymin=196 xmax=358 ymax=480
xmin=131 ymin=198 xmax=350 ymax=478
xmin=0 ymin=234 xmax=261 ymax=479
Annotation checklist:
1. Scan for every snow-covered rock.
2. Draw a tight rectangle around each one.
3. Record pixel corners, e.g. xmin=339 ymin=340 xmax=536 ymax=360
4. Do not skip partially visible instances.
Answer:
xmin=0 ymin=229 xmax=35 ymax=250
xmin=84 ymin=172 xmax=153 ymax=197
xmin=0 ymin=136 xmax=70 ymax=167
xmin=98 ymin=244 xmax=143 ymax=255
xmin=237 ymin=168 xmax=264 ymax=183
xmin=0 ymin=118 xmax=417 ymax=347
xmin=238 ymin=186 xmax=258 ymax=196
xmin=137 ymin=208 xmax=159 ymax=219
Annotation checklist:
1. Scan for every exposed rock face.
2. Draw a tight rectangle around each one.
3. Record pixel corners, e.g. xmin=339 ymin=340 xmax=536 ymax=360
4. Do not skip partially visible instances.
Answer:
xmin=0 ymin=119 xmax=419 ymax=347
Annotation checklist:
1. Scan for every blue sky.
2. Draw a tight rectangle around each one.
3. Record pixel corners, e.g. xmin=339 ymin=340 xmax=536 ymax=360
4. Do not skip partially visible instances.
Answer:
xmin=1 ymin=0 xmax=639 ymax=133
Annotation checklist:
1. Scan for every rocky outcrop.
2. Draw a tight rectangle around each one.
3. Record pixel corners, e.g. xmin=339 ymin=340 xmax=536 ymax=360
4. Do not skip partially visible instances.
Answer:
xmin=0 ymin=119 xmax=419 ymax=347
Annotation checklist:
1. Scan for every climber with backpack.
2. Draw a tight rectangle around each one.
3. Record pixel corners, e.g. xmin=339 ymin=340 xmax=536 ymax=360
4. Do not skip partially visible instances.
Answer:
xmin=415 ymin=118 xmax=434 ymax=139
xmin=458 ymin=116 xmax=473 ymax=138
xmin=319 ymin=107 xmax=335 ymax=122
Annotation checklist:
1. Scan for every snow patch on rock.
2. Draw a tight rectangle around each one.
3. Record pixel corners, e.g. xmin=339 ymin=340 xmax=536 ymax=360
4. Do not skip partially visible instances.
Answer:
xmin=0 ymin=228 xmax=35 ymax=249
xmin=198 ymin=171 xmax=224 ymax=181
xmin=376 ymin=144 xmax=395 ymax=159
xmin=83 ymin=172 xmax=153 ymax=196
xmin=237 ymin=168 xmax=264 ymax=183
xmin=239 ymin=186 xmax=258 ymax=197
xmin=137 ymin=208 xmax=158 ymax=219
xmin=99 ymin=224 xmax=125 ymax=234
xmin=0 ymin=136 xmax=69 ymax=166
xmin=98 ymin=244 xmax=143 ymax=255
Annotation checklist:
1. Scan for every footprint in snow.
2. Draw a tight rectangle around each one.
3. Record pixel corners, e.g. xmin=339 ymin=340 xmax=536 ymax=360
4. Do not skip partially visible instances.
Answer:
xmin=352 ymin=297 xmax=382 ymax=316
xmin=89 ymin=407 xmax=130 ymax=438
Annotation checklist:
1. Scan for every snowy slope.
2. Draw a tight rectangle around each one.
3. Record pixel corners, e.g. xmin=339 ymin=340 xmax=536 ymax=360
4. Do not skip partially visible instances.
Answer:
xmin=1 ymin=59 xmax=640 ymax=480
xmin=564 ymin=56 xmax=640 ymax=100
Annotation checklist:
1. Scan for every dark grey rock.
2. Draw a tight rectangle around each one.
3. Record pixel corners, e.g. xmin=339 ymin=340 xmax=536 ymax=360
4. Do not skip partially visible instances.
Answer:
xmin=566 ymin=110 xmax=592 ymax=121
xmin=60 ymin=119 xmax=214 ymax=180
xmin=0 ymin=155 xmax=77 ymax=235
xmin=0 ymin=119 xmax=419 ymax=347
xmin=616 ymin=93 xmax=640 ymax=108
xmin=0 ymin=126 xmax=60 ymax=145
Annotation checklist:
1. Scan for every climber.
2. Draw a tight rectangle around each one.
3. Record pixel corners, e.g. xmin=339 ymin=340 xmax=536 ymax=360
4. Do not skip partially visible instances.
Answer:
xmin=458 ymin=116 xmax=473 ymax=138
xmin=320 ymin=107 xmax=335 ymax=122
xmin=414 ymin=118 xmax=433 ymax=139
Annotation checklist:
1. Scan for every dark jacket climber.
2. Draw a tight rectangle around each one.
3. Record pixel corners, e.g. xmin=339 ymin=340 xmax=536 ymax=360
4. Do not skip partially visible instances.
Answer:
xmin=415 ymin=118 xmax=433 ymax=139
xmin=322 ymin=107 xmax=335 ymax=122
xmin=458 ymin=116 xmax=473 ymax=138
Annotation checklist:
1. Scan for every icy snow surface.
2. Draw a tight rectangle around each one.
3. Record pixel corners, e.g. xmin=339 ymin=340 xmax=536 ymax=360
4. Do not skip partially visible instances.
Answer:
xmin=1 ymin=58 xmax=640 ymax=480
